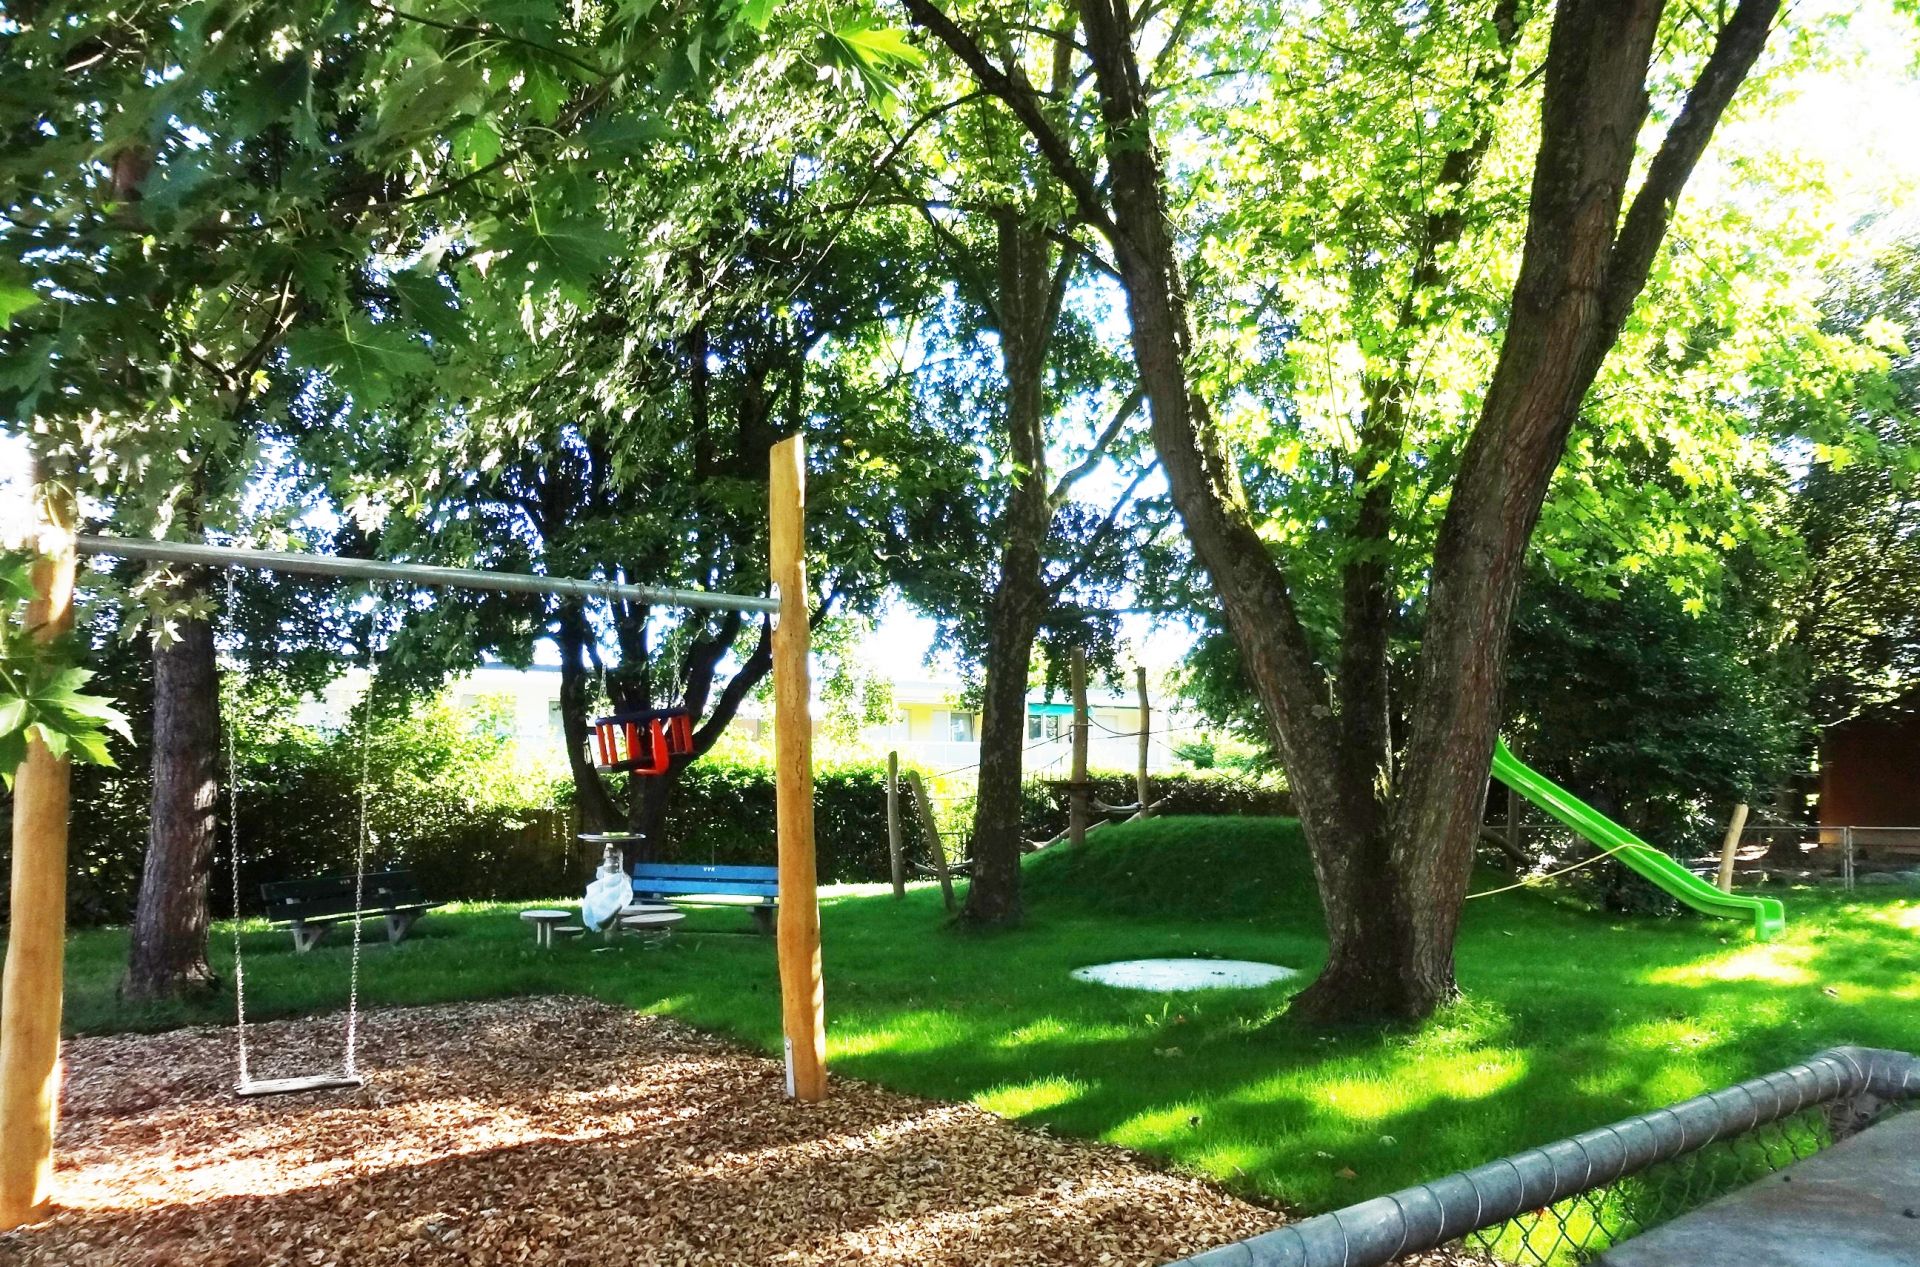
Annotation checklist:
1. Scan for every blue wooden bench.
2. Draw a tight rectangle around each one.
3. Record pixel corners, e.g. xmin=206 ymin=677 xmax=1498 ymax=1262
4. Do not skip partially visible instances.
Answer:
xmin=629 ymin=862 xmax=778 ymax=933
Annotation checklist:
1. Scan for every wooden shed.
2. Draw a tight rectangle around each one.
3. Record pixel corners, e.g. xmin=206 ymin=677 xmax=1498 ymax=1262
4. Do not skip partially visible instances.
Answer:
xmin=1818 ymin=697 xmax=1920 ymax=856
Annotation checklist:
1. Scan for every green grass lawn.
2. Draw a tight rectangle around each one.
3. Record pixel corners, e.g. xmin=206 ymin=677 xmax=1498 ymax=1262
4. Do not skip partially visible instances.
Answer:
xmin=18 ymin=815 xmax=1920 ymax=1216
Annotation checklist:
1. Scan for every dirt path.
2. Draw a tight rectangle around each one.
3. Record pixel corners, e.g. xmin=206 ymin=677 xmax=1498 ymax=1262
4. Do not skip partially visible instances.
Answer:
xmin=0 ymin=996 xmax=1289 ymax=1266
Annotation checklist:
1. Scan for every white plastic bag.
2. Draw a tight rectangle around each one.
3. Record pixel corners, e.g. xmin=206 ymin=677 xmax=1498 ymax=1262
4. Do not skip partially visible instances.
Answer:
xmin=582 ymin=856 xmax=630 ymax=931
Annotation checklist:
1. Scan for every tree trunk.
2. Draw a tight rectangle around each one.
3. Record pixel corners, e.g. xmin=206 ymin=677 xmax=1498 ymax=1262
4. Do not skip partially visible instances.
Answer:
xmin=962 ymin=211 xmax=1066 ymax=927
xmin=123 ymin=587 xmax=220 ymax=1001
xmin=557 ymin=604 xmax=620 ymax=833
xmin=628 ymin=765 xmax=678 ymax=863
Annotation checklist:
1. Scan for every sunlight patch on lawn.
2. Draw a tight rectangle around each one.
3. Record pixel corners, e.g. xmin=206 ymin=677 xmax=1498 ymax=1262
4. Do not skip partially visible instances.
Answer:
xmin=1110 ymin=1102 xmax=1212 ymax=1151
xmin=1644 ymin=940 xmax=1816 ymax=986
xmin=830 ymin=1011 xmax=976 ymax=1058
xmin=996 ymin=1016 xmax=1131 ymax=1050
xmin=977 ymin=1075 xmax=1088 ymax=1119
xmin=1312 ymin=1051 xmax=1527 ymax=1123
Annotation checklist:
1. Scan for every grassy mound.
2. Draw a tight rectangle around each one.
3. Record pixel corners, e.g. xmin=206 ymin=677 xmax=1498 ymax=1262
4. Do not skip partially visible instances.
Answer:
xmin=1021 ymin=814 xmax=1322 ymax=926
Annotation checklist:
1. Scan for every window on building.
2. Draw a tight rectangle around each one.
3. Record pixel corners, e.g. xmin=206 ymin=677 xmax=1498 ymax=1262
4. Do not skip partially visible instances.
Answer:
xmin=1027 ymin=710 xmax=1066 ymax=740
xmin=948 ymin=711 xmax=976 ymax=742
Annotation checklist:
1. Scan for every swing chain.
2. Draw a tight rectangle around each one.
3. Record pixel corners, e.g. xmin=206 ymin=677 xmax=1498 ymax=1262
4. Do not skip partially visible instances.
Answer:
xmin=226 ymin=570 xmax=252 ymax=1087
xmin=343 ymin=590 xmax=378 ymax=1077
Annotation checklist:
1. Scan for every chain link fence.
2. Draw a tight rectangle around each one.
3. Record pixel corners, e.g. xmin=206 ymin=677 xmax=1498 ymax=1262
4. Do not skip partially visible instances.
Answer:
xmin=1177 ymin=1047 xmax=1920 ymax=1267
xmin=1463 ymin=1100 xmax=1907 ymax=1263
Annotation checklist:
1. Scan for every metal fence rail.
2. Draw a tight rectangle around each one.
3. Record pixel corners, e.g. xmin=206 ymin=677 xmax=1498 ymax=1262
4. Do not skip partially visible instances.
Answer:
xmin=1175 ymin=1047 xmax=1919 ymax=1267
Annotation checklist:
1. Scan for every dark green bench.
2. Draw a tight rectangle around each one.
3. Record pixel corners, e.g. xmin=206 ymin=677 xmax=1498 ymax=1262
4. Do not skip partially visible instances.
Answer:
xmin=629 ymin=862 xmax=778 ymax=933
xmin=260 ymin=870 xmax=443 ymax=953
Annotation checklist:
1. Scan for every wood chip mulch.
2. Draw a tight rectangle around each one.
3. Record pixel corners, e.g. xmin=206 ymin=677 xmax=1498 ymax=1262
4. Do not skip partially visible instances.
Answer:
xmin=2 ymin=995 xmax=1289 ymax=1266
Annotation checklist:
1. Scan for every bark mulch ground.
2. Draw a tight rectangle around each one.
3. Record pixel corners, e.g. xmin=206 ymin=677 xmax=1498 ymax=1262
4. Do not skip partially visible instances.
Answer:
xmin=1 ymin=996 xmax=1289 ymax=1266
xmin=2 ymin=996 xmax=1494 ymax=1267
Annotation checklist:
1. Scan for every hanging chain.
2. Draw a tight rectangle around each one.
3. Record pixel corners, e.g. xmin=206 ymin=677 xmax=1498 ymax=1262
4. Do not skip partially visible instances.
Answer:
xmin=226 ymin=569 xmax=252 ymax=1089
xmin=343 ymin=585 xmax=380 ymax=1078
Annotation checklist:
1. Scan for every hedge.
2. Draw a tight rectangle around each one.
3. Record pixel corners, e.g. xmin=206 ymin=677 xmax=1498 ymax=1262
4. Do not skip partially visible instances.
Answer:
xmin=6 ymin=744 xmax=1294 ymax=926
xmin=1018 ymin=768 xmax=1294 ymax=843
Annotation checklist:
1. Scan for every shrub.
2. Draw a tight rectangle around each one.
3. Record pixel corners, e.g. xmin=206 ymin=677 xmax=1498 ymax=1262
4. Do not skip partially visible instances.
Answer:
xmin=1018 ymin=767 xmax=1294 ymax=844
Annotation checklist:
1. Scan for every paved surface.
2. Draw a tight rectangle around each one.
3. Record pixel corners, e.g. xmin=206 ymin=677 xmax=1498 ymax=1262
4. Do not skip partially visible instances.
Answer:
xmin=1602 ymin=1110 xmax=1920 ymax=1266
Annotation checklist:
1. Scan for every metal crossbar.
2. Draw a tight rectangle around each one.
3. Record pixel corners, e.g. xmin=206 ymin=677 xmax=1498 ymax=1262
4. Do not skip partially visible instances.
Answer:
xmin=73 ymin=533 xmax=778 ymax=614
xmin=1175 ymin=1047 xmax=1920 ymax=1267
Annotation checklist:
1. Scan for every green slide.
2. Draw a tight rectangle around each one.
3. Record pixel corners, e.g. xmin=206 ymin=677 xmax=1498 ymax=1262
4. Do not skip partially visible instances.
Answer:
xmin=1490 ymin=738 xmax=1786 ymax=941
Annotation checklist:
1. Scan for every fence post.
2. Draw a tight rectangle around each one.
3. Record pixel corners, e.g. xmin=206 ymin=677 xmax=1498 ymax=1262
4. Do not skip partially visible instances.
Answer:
xmin=886 ymin=750 xmax=904 ymax=899
xmin=1717 ymin=802 xmax=1749 ymax=893
xmin=1069 ymin=648 xmax=1090 ymax=849
xmin=1134 ymin=666 xmax=1151 ymax=820
xmin=1844 ymin=825 xmax=1855 ymax=891
xmin=903 ymin=769 xmax=955 ymax=912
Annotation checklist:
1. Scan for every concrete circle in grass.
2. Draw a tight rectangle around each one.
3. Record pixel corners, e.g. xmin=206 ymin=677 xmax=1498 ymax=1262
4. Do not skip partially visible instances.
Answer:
xmin=1070 ymin=958 xmax=1298 ymax=991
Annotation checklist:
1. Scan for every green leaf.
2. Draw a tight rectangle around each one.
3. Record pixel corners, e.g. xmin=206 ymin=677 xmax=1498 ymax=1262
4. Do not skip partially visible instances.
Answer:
xmin=285 ymin=318 xmax=433 ymax=405
xmin=391 ymin=271 xmax=466 ymax=346
xmin=0 ymin=697 xmax=26 ymax=736
xmin=0 ymin=280 xmax=37 ymax=330
xmin=832 ymin=23 xmax=926 ymax=69
xmin=0 ymin=729 xmax=23 ymax=789
xmin=740 ymin=0 xmax=777 ymax=32
xmin=491 ymin=218 xmax=621 ymax=297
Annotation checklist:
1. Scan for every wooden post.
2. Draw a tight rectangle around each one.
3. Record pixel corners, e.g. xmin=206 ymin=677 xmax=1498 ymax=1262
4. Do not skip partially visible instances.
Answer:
xmin=1716 ymin=802 xmax=1750 ymax=894
xmin=1 ymin=478 xmax=77 ymax=1230
xmin=886 ymin=750 xmax=905 ymax=898
xmin=903 ymin=769 xmax=955 ymax=911
xmin=1133 ymin=666 xmax=1151 ymax=821
xmin=1068 ymin=648 xmax=1090 ymax=849
xmin=768 ymin=435 xmax=825 ymax=1102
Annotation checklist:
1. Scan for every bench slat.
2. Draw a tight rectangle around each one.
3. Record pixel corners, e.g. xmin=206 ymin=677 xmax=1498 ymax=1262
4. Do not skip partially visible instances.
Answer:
xmin=261 ymin=870 xmax=433 ymax=923
xmin=630 ymin=863 xmax=779 ymax=882
xmin=629 ymin=878 xmax=778 ymax=899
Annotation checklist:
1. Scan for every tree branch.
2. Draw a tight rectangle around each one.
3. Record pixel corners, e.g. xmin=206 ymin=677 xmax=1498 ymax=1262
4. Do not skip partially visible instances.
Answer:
xmin=1604 ymin=0 xmax=1782 ymax=333
xmin=1045 ymin=459 xmax=1158 ymax=596
xmin=901 ymin=0 xmax=1119 ymax=243
xmin=1050 ymin=385 xmax=1144 ymax=506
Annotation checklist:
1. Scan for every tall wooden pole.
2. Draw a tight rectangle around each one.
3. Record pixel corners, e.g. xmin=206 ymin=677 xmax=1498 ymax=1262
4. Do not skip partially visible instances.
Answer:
xmin=1717 ymin=803 xmax=1750 ymax=894
xmin=1134 ymin=666 xmax=1151 ymax=820
xmin=1068 ymin=648 xmax=1090 ymax=849
xmin=886 ymin=750 xmax=905 ymax=899
xmin=1 ymin=477 xmax=78 ymax=1230
xmin=769 ymin=435 xmax=826 ymax=1102
xmin=903 ymin=769 xmax=955 ymax=912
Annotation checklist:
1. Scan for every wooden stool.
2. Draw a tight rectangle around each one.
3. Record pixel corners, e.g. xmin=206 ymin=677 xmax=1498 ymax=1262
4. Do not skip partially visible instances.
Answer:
xmin=520 ymin=909 xmax=579 ymax=947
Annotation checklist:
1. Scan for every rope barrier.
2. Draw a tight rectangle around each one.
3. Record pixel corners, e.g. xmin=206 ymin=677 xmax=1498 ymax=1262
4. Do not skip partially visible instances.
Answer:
xmin=1465 ymin=834 xmax=1643 ymax=899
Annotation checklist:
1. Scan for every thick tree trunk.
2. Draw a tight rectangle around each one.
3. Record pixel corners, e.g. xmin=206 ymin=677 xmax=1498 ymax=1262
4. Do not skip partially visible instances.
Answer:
xmin=962 ymin=212 xmax=1066 ymax=927
xmin=123 ymin=589 xmax=220 ymax=1001
xmin=964 ymin=567 xmax=1047 ymax=925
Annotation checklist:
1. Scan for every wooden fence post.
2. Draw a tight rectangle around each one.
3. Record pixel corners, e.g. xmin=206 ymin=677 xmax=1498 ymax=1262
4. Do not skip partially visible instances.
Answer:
xmin=1716 ymin=803 xmax=1750 ymax=894
xmin=1 ymin=477 xmax=77 ymax=1230
xmin=886 ymin=750 xmax=905 ymax=898
xmin=1068 ymin=648 xmax=1090 ymax=849
xmin=903 ymin=769 xmax=955 ymax=911
xmin=1133 ymin=666 xmax=1151 ymax=821
xmin=769 ymin=435 xmax=825 ymax=1102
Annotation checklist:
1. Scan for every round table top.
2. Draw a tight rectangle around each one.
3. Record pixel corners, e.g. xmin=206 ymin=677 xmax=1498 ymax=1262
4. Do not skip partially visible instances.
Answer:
xmin=619 ymin=903 xmax=677 ymax=915
xmin=520 ymin=909 xmax=574 ymax=922
xmin=578 ymin=832 xmax=647 ymax=843
xmin=620 ymin=911 xmax=686 ymax=927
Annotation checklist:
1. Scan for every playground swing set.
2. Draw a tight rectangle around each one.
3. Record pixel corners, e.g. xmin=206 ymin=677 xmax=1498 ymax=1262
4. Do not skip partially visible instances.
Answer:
xmin=0 ymin=436 xmax=826 ymax=1232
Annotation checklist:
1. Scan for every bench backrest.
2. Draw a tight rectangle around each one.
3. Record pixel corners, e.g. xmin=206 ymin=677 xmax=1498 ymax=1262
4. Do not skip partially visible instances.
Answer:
xmin=630 ymin=861 xmax=779 ymax=901
xmin=260 ymin=869 xmax=427 ymax=921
